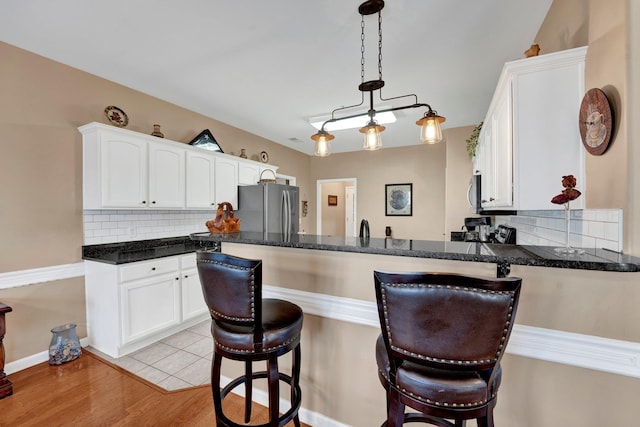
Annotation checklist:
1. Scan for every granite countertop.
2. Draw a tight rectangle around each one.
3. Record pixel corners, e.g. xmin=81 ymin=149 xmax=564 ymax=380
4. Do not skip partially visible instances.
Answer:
xmin=189 ymin=231 xmax=640 ymax=273
xmin=82 ymin=236 xmax=211 ymax=265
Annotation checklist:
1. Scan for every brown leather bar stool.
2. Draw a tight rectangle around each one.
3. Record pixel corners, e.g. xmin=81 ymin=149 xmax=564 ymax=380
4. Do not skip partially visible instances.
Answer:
xmin=197 ymin=251 xmax=303 ymax=427
xmin=373 ymin=271 xmax=522 ymax=427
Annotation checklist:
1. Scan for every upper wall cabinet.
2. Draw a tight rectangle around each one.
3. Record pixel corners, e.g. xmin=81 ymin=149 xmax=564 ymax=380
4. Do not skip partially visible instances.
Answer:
xmin=475 ymin=46 xmax=587 ymax=211
xmin=80 ymin=122 xmax=277 ymax=210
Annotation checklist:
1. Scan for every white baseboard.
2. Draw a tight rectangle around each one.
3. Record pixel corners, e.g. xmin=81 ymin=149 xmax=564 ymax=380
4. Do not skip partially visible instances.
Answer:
xmin=5 ymin=337 xmax=90 ymax=375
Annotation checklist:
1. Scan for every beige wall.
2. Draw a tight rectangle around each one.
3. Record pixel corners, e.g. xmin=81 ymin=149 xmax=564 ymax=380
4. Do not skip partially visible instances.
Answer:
xmin=0 ymin=41 xmax=312 ymax=361
xmin=309 ymin=142 xmax=448 ymax=240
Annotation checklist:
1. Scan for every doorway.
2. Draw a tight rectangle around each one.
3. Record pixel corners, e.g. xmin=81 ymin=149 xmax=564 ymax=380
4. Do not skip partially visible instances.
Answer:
xmin=316 ymin=178 xmax=357 ymax=236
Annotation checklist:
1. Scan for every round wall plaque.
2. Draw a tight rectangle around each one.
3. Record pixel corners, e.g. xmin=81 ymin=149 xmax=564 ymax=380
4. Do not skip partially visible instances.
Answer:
xmin=579 ymin=88 xmax=613 ymax=156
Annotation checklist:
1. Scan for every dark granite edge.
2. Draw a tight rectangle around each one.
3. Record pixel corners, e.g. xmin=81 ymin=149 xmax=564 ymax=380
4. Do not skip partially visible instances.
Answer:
xmin=189 ymin=232 xmax=640 ymax=273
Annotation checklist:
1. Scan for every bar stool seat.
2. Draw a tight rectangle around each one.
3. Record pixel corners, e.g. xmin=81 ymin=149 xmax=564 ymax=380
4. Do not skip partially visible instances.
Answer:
xmin=197 ymin=251 xmax=303 ymax=427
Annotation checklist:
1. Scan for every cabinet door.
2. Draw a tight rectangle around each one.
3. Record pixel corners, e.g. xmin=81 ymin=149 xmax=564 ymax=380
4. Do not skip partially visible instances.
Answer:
xmin=490 ymin=86 xmax=514 ymax=208
xmin=238 ymin=162 xmax=260 ymax=186
xmin=186 ymin=151 xmax=216 ymax=209
xmin=148 ymin=143 xmax=185 ymax=208
xmin=476 ymin=121 xmax=494 ymax=208
xmin=101 ymin=134 xmax=148 ymax=208
xmin=214 ymin=156 xmax=239 ymax=207
xmin=120 ymin=274 xmax=181 ymax=345
xmin=181 ymin=267 xmax=208 ymax=321
xmin=514 ymin=60 xmax=585 ymax=210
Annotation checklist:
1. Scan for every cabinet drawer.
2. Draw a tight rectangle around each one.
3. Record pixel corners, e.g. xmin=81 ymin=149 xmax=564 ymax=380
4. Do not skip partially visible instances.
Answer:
xmin=120 ymin=257 xmax=180 ymax=282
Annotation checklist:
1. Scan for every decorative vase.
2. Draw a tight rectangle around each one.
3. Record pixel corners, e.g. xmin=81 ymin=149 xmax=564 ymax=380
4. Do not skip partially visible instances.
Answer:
xmin=554 ymin=202 xmax=584 ymax=255
xmin=239 ymin=148 xmax=247 ymax=159
xmin=151 ymin=124 xmax=164 ymax=138
xmin=49 ymin=323 xmax=82 ymax=365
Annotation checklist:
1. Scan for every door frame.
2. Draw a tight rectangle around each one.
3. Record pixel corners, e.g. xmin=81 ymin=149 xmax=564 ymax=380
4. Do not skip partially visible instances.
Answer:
xmin=316 ymin=178 xmax=357 ymax=236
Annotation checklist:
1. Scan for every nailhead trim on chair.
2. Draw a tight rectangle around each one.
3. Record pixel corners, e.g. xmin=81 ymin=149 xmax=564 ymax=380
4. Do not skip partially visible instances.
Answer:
xmin=381 ymin=282 xmax=517 ymax=366
xmin=215 ymin=334 xmax=301 ymax=354
xmin=378 ymin=367 xmax=496 ymax=408
xmin=198 ymin=258 xmax=256 ymax=322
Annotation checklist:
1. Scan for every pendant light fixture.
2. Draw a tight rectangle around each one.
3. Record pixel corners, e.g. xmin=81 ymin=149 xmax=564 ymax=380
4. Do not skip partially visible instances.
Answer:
xmin=311 ymin=0 xmax=445 ymax=157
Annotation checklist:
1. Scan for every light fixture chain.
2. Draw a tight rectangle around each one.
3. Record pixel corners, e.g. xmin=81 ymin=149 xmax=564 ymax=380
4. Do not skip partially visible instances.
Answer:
xmin=378 ymin=10 xmax=383 ymax=80
xmin=361 ymin=15 xmax=366 ymax=84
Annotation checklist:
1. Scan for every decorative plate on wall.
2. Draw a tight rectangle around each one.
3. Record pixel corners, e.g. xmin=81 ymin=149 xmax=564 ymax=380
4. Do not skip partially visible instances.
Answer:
xmin=579 ymin=88 xmax=613 ymax=156
xmin=104 ymin=105 xmax=129 ymax=127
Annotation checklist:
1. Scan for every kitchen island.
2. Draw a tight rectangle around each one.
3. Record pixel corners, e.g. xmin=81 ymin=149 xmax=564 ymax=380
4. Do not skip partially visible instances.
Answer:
xmin=189 ymin=231 xmax=640 ymax=427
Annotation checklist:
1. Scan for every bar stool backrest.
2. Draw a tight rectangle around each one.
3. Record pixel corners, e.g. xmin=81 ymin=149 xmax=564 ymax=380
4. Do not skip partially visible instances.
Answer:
xmin=374 ymin=271 xmax=522 ymax=372
xmin=197 ymin=251 xmax=263 ymax=327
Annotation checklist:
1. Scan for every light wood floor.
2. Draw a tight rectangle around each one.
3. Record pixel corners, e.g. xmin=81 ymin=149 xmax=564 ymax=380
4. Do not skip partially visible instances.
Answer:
xmin=1 ymin=350 xmax=308 ymax=426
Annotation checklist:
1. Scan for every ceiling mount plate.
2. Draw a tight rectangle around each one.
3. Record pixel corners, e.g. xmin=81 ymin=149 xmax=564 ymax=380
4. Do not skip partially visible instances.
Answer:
xmin=359 ymin=79 xmax=385 ymax=92
xmin=358 ymin=0 xmax=384 ymax=16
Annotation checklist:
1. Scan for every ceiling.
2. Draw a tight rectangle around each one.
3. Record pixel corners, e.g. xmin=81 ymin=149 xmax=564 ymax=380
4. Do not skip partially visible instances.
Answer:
xmin=0 ymin=0 xmax=553 ymax=155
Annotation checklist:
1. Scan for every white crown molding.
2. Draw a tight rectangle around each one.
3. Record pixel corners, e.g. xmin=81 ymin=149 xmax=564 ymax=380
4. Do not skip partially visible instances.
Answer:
xmin=0 ymin=262 xmax=85 ymax=290
xmin=264 ymin=285 xmax=640 ymax=379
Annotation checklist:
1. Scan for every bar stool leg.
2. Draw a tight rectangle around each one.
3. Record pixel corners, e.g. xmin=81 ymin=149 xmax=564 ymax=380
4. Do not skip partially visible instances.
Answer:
xmin=267 ymin=354 xmax=280 ymax=427
xmin=292 ymin=344 xmax=302 ymax=427
xmin=211 ymin=352 xmax=224 ymax=424
xmin=244 ymin=361 xmax=253 ymax=423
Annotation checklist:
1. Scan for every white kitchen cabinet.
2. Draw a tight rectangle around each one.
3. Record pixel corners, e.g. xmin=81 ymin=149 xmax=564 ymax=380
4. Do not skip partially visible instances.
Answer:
xmin=180 ymin=254 xmax=208 ymax=321
xmin=120 ymin=268 xmax=181 ymax=345
xmin=84 ymin=253 xmax=208 ymax=358
xmin=81 ymin=124 xmax=184 ymax=209
xmin=148 ymin=142 xmax=185 ymax=208
xmin=476 ymin=46 xmax=587 ymax=211
xmin=214 ymin=156 xmax=239 ymax=207
xmin=238 ymin=160 xmax=261 ymax=186
xmin=80 ymin=122 xmax=277 ymax=211
xmin=96 ymin=130 xmax=148 ymax=208
xmin=186 ymin=151 xmax=216 ymax=208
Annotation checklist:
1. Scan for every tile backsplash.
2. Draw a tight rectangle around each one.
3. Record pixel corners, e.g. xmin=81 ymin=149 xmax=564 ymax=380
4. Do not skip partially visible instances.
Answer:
xmin=83 ymin=210 xmax=214 ymax=245
xmin=495 ymin=209 xmax=623 ymax=252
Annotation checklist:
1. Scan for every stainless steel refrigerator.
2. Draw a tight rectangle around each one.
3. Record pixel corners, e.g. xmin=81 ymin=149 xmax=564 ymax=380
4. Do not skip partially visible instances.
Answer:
xmin=237 ymin=183 xmax=299 ymax=234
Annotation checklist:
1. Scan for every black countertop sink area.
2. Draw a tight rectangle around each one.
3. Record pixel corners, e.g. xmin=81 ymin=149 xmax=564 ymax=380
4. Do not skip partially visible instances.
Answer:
xmin=189 ymin=231 xmax=640 ymax=273
xmin=82 ymin=236 xmax=212 ymax=265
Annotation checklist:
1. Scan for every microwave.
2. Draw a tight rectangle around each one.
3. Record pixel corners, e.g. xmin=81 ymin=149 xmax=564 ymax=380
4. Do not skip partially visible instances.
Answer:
xmin=467 ymin=175 xmax=482 ymax=214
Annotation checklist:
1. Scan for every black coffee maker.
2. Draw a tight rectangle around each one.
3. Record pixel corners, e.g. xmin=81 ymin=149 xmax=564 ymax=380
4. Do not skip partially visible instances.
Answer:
xmin=463 ymin=217 xmax=492 ymax=242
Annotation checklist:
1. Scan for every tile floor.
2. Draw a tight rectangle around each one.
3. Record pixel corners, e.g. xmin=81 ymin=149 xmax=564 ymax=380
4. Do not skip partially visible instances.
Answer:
xmin=88 ymin=319 xmax=213 ymax=391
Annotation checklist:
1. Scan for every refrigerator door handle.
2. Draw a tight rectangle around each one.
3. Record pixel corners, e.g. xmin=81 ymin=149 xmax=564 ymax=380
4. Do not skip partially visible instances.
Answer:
xmin=284 ymin=190 xmax=291 ymax=234
xmin=281 ymin=190 xmax=290 ymax=234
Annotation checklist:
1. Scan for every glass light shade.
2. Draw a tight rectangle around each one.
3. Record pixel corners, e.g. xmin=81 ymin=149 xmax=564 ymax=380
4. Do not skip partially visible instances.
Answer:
xmin=420 ymin=116 xmax=443 ymax=144
xmin=360 ymin=123 xmax=385 ymax=150
xmin=311 ymin=131 xmax=334 ymax=157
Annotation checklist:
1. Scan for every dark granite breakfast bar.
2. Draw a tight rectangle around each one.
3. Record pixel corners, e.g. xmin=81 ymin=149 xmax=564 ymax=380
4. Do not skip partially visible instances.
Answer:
xmin=188 ymin=231 xmax=640 ymax=275
xmin=81 ymin=233 xmax=640 ymax=275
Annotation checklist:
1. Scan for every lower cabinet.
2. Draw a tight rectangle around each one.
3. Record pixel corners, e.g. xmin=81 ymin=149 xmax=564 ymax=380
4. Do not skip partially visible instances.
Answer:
xmin=84 ymin=253 xmax=208 ymax=358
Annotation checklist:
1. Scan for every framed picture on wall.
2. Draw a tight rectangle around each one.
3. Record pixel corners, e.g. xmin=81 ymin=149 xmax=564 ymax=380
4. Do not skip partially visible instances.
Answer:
xmin=385 ymin=183 xmax=412 ymax=216
xmin=328 ymin=195 xmax=338 ymax=206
